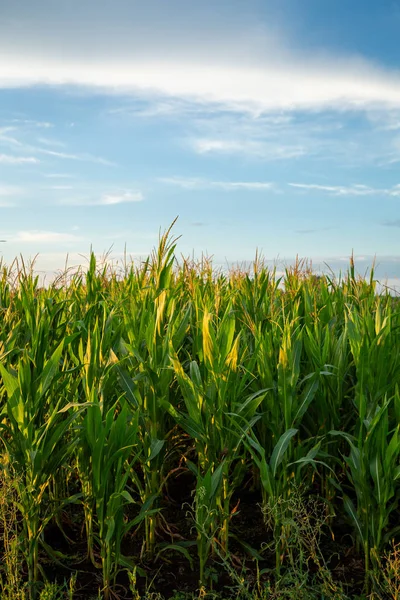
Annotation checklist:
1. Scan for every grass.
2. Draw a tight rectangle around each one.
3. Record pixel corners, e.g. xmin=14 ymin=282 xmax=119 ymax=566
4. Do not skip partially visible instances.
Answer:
xmin=0 ymin=224 xmax=400 ymax=598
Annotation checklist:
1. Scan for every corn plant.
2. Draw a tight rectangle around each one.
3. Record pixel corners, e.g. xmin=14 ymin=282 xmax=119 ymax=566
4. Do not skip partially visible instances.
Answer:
xmin=69 ymin=311 xmax=122 ymax=565
xmin=78 ymin=398 xmax=156 ymax=599
xmin=0 ymin=338 xmax=80 ymax=598
xmin=0 ymin=222 xmax=400 ymax=597
xmin=189 ymin=461 xmax=225 ymax=587
xmin=169 ymin=303 xmax=266 ymax=561
xmin=115 ymin=225 xmax=191 ymax=556
xmin=331 ymin=396 xmax=400 ymax=587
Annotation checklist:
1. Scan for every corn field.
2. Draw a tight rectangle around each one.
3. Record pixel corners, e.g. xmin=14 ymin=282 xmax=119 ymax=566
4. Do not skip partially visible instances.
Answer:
xmin=1 ymin=224 xmax=400 ymax=599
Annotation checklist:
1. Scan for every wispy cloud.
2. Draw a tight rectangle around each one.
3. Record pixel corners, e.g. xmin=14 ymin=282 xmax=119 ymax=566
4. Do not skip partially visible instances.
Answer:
xmin=109 ymin=100 xmax=298 ymax=133
xmin=44 ymin=173 xmax=76 ymax=179
xmin=35 ymin=147 xmax=116 ymax=166
xmin=192 ymin=138 xmax=306 ymax=160
xmin=159 ymin=176 xmax=275 ymax=190
xmin=0 ymin=126 xmax=23 ymax=147
xmin=10 ymin=119 xmax=53 ymax=128
xmin=61 ymin=190 xmax=144 ymax=206
xmin=100 ymin=191 xmax=143 ymax=205
xmin=37 ymin=137 xmax=66 ymax=148
xmin=0 ymin=124 xmax=115 ymax=166
xmin=0 ymin=154 xmax=39 ymax=164
xmin=108 ymin=98 xmax=216 ymax=119
xmin=11 ymin=230 xmax=83 ymax=243
xmin=289 ymin=182 xmax=400 ymax=196
xmin=178 ymin=110 xmax=361 ymax=167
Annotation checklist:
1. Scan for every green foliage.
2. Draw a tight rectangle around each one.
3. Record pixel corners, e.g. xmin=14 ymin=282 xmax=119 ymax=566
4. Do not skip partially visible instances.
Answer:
xmin=0 ymin=224 xmax=400 ymax=598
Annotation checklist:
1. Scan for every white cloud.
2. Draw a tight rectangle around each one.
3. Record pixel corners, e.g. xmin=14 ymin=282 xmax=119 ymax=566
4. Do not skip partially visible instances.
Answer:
xmin=0 ymin=126 xmax=23 ymax=147
xmin=35 ymin=147 xmax=116 ymax=166
xmin=109 ymin=100 xmax=298 ymax=129
xmin=109 ymin=98 xmax=213 ymax=119
xmin=192 ymin=138 xmax=307 ymax=159
xmin=0 ymin=154 xmax=39 ymax=164
xmin=3 ymin=49 xmax=400 ymax=116
xmin=3 ymin=4 xmax=400 ymax=116
xmin=39 ymin=149 xmax=82 ymax=160
xmin=44 ymin=173 xmax=76 ymax=178
xmin=61 ymin=190 xmax=144 ymax=206
xmin=159 ymin=176 xmax=275 ymax=190
xmin=0 ymin=127 xmax=114 ymax=167
xmin=10 ymin=119 xmax=53 ymax=128
xmin=100 ymin=191 xmax=144 ymax=205
xmin=289 ymin=182 xmax=400 ymax=196
xmin=12 ymin=230 xmax=83 ymax=243
xmin=37 ymin=137 xmax=66 ymax=148
xmin=178 ymin=111 xmax=359 ymax=166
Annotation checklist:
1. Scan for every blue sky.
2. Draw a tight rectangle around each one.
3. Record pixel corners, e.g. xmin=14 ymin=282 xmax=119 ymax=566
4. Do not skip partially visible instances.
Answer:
xmin=1 ymin=0 xmax=400 ymax=285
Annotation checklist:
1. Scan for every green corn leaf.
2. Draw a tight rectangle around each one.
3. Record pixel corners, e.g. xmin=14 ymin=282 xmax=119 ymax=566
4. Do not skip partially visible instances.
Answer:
xmin=343 ymin=495 xmax=364 ymax=545
xmin=156 ymin=542 xmax=195 ymax=570
xmin=148 ymin=438 xmax=165 ymax=461
xmin=270 ymin=428 xmax=298 ymax=477
xmin=0 ymin=362 xmax=19 ymax=400
xmin=105 ymin=517 xmax=116 ymax=545
xmin=292 ymin=377 xmax=319 ymax=424
xmin=211 ymin=461 xmax=225 ymax=499
xmin=38 ymin=340 xmax=64 ymax=396
xmin=369 ymin=455 xmax=383 ymax=505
